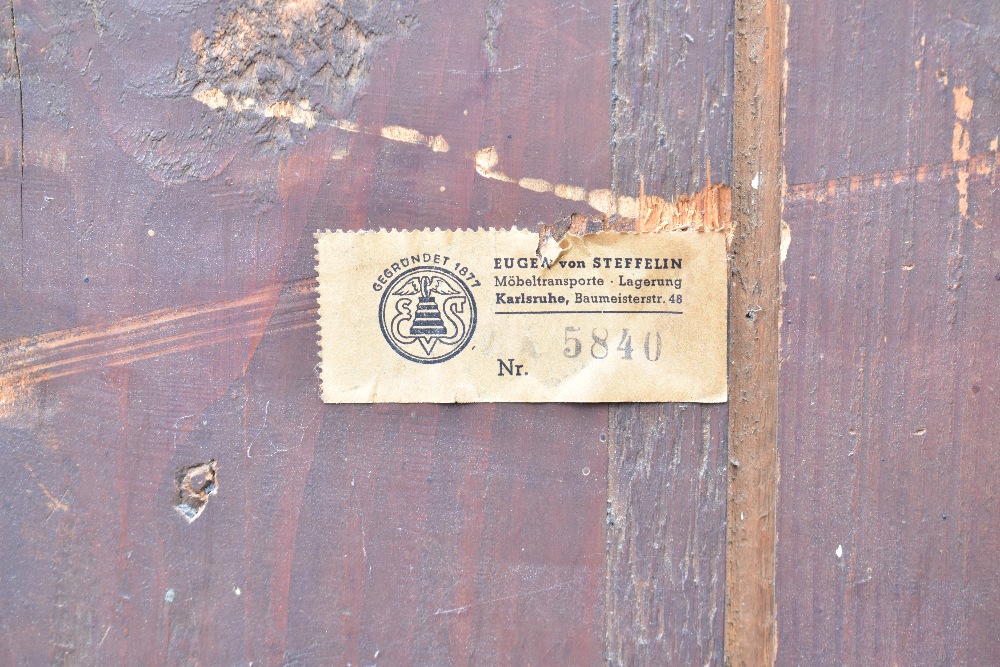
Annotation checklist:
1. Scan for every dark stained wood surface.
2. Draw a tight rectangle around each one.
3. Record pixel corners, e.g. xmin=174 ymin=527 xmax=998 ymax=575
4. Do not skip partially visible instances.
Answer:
xmin=605 ymin=1 xmax=732 ymax=665
xmin=0 ymin=0 xmax=618 ymax=663
xmin=6 ymin=0 xmax=997 ymax=663
xmin=777 ymin=0 xmax=1000 ymax=664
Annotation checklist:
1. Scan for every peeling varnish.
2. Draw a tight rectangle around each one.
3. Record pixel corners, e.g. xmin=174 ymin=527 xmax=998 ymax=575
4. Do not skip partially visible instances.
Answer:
xmin=192 ymin=89 xmax=450 ymax=153
xmin=474 ymin=146 xmax=730 ymax=231
xmin=380 ymin=125 xmax=449 ymax=153
xmin=188 ymin=0 xmax=415 ymax=148
xmin=779 ymin=220 xmax=791 ymax=264
xmin=193 ymin=88 xmax=317 ymax=128
xmin=952 ymin=85 xmax=975 ymax=226
xmin=279 ymin=0 xmax=325 ymax=21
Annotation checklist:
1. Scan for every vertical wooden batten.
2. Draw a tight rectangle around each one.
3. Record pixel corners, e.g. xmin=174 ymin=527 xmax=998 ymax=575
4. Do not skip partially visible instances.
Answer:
xmin=606 ymin=1 xmax=734 ymax=664
xmin=725 ymin=0 xmax=785 ymax=665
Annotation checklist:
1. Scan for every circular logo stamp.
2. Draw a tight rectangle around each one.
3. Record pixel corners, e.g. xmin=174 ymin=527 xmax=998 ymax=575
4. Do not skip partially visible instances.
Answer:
xmin=378 ymin=266 xmax=477 ymax=364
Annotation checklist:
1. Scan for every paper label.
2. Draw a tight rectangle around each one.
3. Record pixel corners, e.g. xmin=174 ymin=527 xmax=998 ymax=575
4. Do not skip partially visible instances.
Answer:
xmin=315 ymin=229 xmax=727 ymax=403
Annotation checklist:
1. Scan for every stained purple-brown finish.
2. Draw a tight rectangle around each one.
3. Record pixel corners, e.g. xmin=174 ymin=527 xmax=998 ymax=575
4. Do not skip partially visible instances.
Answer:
xmin=8 ymin=0 xmax=995 ymax=662
xmin=0 ymin=1 xmax=615 ymax=664
xmin=778 ymin=1 xmax=1000 ymax=664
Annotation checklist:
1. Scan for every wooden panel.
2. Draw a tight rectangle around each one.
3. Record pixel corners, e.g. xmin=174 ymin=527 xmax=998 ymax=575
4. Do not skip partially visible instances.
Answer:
xmin=778 ymin=0 xmax=1000 ymax=664
xmin=606 ymin=1 xmax=733 ymax=664
xmin=0 ymin=0 xmax=615 ymax=663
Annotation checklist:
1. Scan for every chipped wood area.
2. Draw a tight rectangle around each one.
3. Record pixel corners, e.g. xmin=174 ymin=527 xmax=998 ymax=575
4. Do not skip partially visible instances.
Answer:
xmin=476 ymin=145 xmax=731 ymax=231
xmin=634 ymin=182 xmax=731 ymax=233
xmin=175 ymin=459 xmax=218 ymax=523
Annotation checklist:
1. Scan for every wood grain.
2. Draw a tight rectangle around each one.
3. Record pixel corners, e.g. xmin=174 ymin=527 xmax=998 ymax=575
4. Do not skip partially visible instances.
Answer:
xmin=777 ymin=1 xmax=1000 ymax=664
xmin=724 ymin=0 xmax=784 ymax=664
xmin=9 ymin=0 xmax=995 ymax=662
xmin=0 ymin=0 xmax=614 ymax=663
xmin=1 ymin=0 xmax=21 ymax=288
xmin=606 ymin=1 xmax=733 ymax=664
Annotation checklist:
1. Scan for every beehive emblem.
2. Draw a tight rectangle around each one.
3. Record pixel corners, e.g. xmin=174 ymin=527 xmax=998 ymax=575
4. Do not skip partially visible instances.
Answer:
xmin=378 ymin=266 xmax=477 ymax=363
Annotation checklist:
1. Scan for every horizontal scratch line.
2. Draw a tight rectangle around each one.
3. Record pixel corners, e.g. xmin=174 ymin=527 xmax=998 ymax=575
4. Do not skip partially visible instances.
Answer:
xmin=0 ymin=280 xmax=318 ymax=385
xmin=0 ymin=279 xmax=314 ymax=358
xmin=786 ymin=152 xmax=997 ymax=202
xmin=434 ymin=578 xmax=579 ymax=617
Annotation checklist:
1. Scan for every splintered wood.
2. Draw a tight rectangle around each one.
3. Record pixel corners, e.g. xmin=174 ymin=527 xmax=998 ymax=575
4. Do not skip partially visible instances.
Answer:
xmin=633 ymin=182 xmax=731 ymax=233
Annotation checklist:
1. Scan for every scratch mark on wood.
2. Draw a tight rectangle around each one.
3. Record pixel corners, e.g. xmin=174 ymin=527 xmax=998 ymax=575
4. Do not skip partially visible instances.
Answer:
xmin=433 ymin=578 xmax=578 ymax=617
xmin=380 ymin=125 xmax=449 ymax=152
xmin=444 ymin=63 xmax=524 ymax=75
xmin=191 ymin=89 xmax=451 ymax=154
xmin=24 ymin=463 xmax=70 ymax=516
xmin=785 ymin=151 xmax=997 ymax=203
xmin=483 ymin=0 xmax=506 ymax=67
xmin=193 ymin=89 xmax=319 ymax=128
xmin=780 ymin=220 xmax=791 ymax=264
xmin=0 ymin=279 xmax=318 ymax=393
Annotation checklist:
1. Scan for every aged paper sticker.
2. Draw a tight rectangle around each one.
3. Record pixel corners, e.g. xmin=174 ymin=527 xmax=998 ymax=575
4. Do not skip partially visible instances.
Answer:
xmin=315 ymin=229 xmax=727 ymax=403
